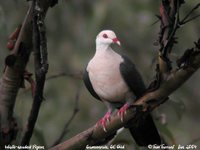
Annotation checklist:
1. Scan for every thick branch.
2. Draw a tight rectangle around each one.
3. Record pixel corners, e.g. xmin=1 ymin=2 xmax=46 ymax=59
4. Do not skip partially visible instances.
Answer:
xmin=50 ymin=41 xmax=200 ymax=150
xmin=0 ymin=3 xmax=34 ymax=145
xmin=0 ymin=0 xmax=56 ymax=146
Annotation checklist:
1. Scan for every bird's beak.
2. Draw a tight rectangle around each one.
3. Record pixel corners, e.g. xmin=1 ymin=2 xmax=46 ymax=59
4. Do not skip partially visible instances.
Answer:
xmin=112 ymin=38 xmax=121 ymax=46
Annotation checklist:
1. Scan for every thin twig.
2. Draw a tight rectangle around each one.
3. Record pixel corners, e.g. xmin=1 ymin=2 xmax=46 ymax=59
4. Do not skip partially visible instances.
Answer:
xmin=47 ymin=71 xmax=83 ymax=80
xmin=180 ymin=3 xmax=200 ymax=24
xmin=51 ymin=87 xmax=80 ymax=147
xmin=181 ymin=14 xmax=200 ymax=24
xmin=18 ymin=71 xmax=82 ymax=96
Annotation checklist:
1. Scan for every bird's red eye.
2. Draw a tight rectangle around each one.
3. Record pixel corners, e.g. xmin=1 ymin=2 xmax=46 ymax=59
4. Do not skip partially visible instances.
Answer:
xmin=103 ymin=33 xmax=108 ymax=38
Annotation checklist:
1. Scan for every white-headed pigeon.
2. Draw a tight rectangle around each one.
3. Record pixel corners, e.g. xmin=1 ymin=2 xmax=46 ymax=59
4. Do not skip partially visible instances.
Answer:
xmin=83 ymin=30 xmax=161 ymax=146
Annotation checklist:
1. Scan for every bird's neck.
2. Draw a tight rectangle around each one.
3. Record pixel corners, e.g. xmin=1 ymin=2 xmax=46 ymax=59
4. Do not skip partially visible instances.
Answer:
xmin=96 ymin=44 xmax=113 ymax=55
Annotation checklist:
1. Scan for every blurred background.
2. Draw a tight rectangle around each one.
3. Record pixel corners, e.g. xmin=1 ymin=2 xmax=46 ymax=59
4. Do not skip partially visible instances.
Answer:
xmin=0 ymin=0 xmax=200 ymax=149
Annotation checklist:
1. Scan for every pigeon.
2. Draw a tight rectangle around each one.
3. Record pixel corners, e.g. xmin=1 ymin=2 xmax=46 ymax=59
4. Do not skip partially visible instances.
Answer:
xmin=83 ymin=30 xmax=161 ymax=146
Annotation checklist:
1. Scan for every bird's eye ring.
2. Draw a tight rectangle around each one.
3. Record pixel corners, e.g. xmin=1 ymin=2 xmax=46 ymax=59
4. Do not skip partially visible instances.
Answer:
xmin=103 ymin=34 xmax=108 ymax=38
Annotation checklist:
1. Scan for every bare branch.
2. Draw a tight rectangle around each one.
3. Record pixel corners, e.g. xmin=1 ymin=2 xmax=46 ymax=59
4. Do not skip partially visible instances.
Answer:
xmin=157 ymin=0 xmax=183 ymax=76
xmin=180 ymin=2 xmax=200 ymax=24
xmin=20 ymin=0 xmax=49 ymax=145
xmin=47 ymin=71 xmax=83 ymax=80
xmin=181 ymin=14 xmax=200 ymax=24
xmin=0 ymin=0 xmax=58 ymax=145
xmin=153 ymin=0 xmax=199 ymax=90
xmin=50 ymin=1 xmax=200 ymax=148
xmin=0 ymin=3 xmax=34 ymax=145
xmin=50 ymin=39 xmax=200 ymax=150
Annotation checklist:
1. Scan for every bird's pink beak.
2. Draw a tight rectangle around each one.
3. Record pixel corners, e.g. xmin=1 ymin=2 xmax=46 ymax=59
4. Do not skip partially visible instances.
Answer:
xmin=112 ymin=38 xmax=121 ymax=46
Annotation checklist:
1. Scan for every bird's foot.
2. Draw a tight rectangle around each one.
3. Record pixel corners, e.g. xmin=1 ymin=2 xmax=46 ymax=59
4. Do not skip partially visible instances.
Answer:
xmin=118 ymin=103 xmax=130 ymax=122
xmin=96 ymin=111 xmax=111 ymax=132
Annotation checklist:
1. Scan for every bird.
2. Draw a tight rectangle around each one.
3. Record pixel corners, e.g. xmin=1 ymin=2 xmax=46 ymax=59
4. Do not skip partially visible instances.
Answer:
xmin=83 ymin=30 xmax=161 ymax=146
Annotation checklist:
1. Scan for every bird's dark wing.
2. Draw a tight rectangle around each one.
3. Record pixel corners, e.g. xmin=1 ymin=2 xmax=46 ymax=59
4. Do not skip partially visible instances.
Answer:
xmin=120 ymin=54 xmax=146 ymax=98
xmin=120 ymin=54 xmax=161 ymax=146
xmin=83 ymin=68 xmax=101 ymax=101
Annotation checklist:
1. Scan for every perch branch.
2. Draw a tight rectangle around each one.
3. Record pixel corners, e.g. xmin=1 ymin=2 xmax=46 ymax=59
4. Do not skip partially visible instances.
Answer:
xmin=50 ymin=39 xmax=200 ymax=150
xmin=50 ymin=1 xmax=200 ymax=149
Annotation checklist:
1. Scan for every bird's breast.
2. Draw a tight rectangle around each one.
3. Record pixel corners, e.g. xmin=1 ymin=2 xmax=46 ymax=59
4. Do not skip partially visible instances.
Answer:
xmin=87 ymin=52 xmax=129 ymax=102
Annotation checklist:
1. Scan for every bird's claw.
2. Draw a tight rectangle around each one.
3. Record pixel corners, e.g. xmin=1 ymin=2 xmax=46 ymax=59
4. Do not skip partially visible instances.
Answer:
xmin=96 ymin=111 xmax=111 ymax=132
xmin=118 ymin=103 xmax=130 ymax=122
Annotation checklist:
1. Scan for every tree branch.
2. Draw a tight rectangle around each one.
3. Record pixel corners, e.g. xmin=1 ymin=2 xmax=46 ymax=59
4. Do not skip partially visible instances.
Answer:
xmin=180 ymin=2 xmax=200 ymax=24
xmin=46 ymin=71 xmax=83 ymax=80
xmin=0 ymin=0 xmax=57 ymax=146
xmin=157 ymin=0 xmax=183 ymax=76
xmin=50 ymin=42 xmax=200 ymax=149
xmin=157 ymin=0 xmax=200 ymax=79
xmin=0 ymin=2 xmax=34 ymax=145
xmin=20 ymin=0 xmax=51 ymax=145
xmin=50 ymin=0 xmax=200 ymax=149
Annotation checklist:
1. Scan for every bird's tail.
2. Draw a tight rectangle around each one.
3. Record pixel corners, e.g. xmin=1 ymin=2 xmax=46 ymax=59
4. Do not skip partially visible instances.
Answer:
xmin=126 ymin=114 xmax=161 ymax=146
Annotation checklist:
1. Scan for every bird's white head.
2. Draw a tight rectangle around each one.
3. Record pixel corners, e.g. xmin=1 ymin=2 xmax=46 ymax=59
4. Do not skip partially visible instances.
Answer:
xmin=96 ymin=30 xmax=121 ymax=50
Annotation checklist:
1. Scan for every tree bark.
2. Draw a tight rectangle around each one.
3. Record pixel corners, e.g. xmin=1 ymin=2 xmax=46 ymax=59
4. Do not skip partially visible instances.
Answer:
xmin=0 ymin=0 xmax=57 ymax=145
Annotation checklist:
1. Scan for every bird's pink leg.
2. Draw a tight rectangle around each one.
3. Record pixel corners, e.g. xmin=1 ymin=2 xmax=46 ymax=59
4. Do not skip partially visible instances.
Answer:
xmin=96 ymin=110 xmax=112 ymax=132
xmin=118 ymin=103 xmax=130 ymax=122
